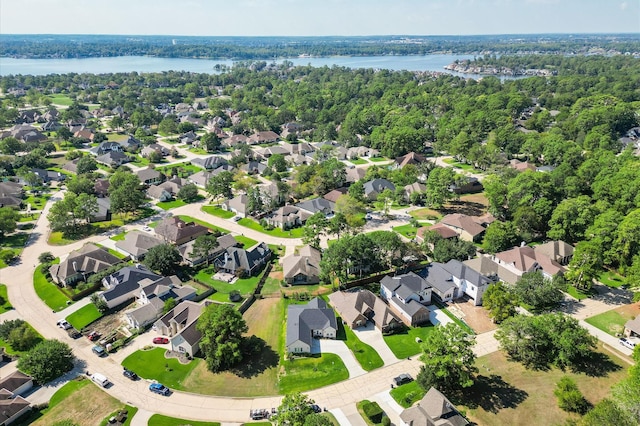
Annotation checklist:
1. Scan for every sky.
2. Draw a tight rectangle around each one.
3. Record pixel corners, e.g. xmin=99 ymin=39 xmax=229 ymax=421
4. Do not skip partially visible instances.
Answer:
xmin=1 ymin=0 xmax=638 ymax=36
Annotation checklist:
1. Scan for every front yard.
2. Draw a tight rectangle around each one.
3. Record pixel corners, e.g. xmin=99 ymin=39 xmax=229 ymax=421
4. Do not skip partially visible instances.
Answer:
xmin=201 ymin=205 xmax=235 ymax=219
xmin=598 ymin=270 xmax=626 ymax=288
xmin=66 ymin=303 xmax=103 ymax=330
xmin=0 ymin=284 xmax=13 ymax=313
xmin=279 ymin=353 xmax=349 ymax=394
xmin=237 ymin=218 xmax=305 ymax=238
xmin=121 ymin=347 xmax=200 ymax=390
xmin=383 ymin=324 xmax=436 ymax=359
xmin=33 ymin=264 xmax=72 ymax=312
xmin=147 ymin=414 xmax=219 ymax=426
xmin=337 ymin=319 xmax=384 ymax=371
xmin=391 ymin=224 xmax=419 ymax=239
xmin=585 ymin=303 xmax=640 ymax=337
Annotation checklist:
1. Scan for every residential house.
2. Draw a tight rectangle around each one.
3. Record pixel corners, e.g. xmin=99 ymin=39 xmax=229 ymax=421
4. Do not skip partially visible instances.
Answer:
xmin=62 ymin=158 xmax=80 ymax=174
xmin=345 ymin=167 xmax=366 ymax=184
xmin=328 ymin=289 xmax=403 ymax=333
xmin=222 ymin=134 xmax=249 ymax=147
xmin=437 ymin=213 xmax=493 ymax=242
xmin=188 ymin=167 xmax=235 ymax=188
xmin=265 ymin=205 xmax=311 ymax=230
xmin=260 ymin=181 xmax=288 ymax=206
xmin=30 ymin=168 xmax=66 ymax=183
xmin=147 ymin=177 xmax=188 ymax=201
xmin=125 ymin=275 xmax=196 ymax=329
xmin=90 ymin=141 xmax=123 ymax=156
xmin=96 ymin=151 xmax=130 ymax=167
xmin=119 ymin=135 xmax=141 ymax=151
xmin=191 ymin=156 xmax=228 ymax=170
xmin=179 ymin=131 xmax=198 ymax=145
xmin=489 ymin=241 xmax=574 ymax=284
xmin=282 ymin=245 xmax=322 ymax=285
xmin=94 ymin=179 xmax=110 ymax=197
xmin=415 ymin=224 xmax=458 ymax=245
xmin=380 ymin=272 xmax=432 ymax=327
xmin=624 ymin=316 xmax=640 ymax=339
xmin=1 ymin=124 xmax=46 ymax=143
xmin=42 ymin=120 xmax=61 ymax=132
xmin=241 ymin=160 xmax=268 ymax=175
xmin=0 ymin=181 xmax=23 ymax=199
xmin=0 ymin=371 xmax=33 ymax=397
xmin=155 ymin=216 xmax=209 ymax=245
xmin=49 ymin=243 xmax=121 ymax=286
xmin=363 ymin=178 xmax=395 ymax=201
xmin=136 ymin=168 xmax=164 ymax=186
xmin=0 ymin=195 xmax=22 ymax=209
xmin=0 ymin=389 xmax=31 ymax=426
xmin=90 ymin=197 xmax=112 ymax=222
xmin=404 ymin=182 xmax=426 ymax=201
xmin=222 ymin=194 xmax=249 ymax=218
xmin=295 ymin=198 xmax=335 ymax=217
xmin=214 ymin=242 xmax=271 ymax=277
xmin=395 ymin=152 xmax=428 ymax=169
xmin=400 ymin=387 xmax=469 ymax=426
xmin=423 ymin=260 xmax=496 ymax=306
xmin=248 ymin=130 xmax=280 ymax=145
xmin=100 ymin=265 xmax=162 ymax=309
xmin=281 ymin=141 xmax=314 ymax=156
xmin=114 ymin=230 xmax=164 ymax=261
xmin=323 ymin=188 xmax=348 ymax=203
xmin=255 ymin=145 xmax=289 ymax=161
xmin=450 ymin=177 xmax=483 ymax=194
xmin=286 ymin=297 xmax=337 ymax=354
xmin=141 ymin=143 xmax=169 ymax=158
xmin=154 ymin=300 xmax=213 ymax=356
xmin=178 ymin=234 xmax=238 ymax=267
xmin=509 ymin=159 xmax=536 ymax=172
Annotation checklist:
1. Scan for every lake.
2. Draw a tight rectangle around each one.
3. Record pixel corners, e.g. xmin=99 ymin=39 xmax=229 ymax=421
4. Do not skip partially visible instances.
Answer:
xmin=0 ymin=54 xmax=486 ymax=76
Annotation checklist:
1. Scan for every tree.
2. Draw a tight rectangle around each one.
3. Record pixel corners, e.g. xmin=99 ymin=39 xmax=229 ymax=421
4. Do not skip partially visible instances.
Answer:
xmin=90 ymin=293 xmax=108 ymax=313
xmin=334 ymin=194 xmax=366 ymax=229
xmin=302 ymin=212 xmax=328 ymax=248
xmin=483 ymin=282 xmax=518 ymax=323
xmin=0 ymin=207 xmax=20 ymax=237
xmin=148 ymin=150 xmax=162 ymax=163
xmin=368 ymin=231 xmax=406 ymax=270
xmin=206 ymin=171 xmax=234 ymax=200
xmin=57 ymin=127 xmax=73 ymax=143
xmin=273 ymin=392 xmax=316 ymax=426
xmin=38 ymin=251 xmax=55 ymax=264
xmin=376 ymin=188 xmax=394 ymax=217
xmin=158 ymin=117 xmax=178 ymax=135
xmin=495 ymin=313 xmax=597 ymax=370
xmin=74 ymin=193 xmax=98 ymax=224
xmin=246 ymin=186 xmax=264 ymax=216
xmin=268 ymin=154 xmax=288 ymax=173
xmin=611 ymin=346 xmax=640 ymax=423
xmin=17 ymin=339 xmax=74 ymax=383
xmin=512 ymin=271 xmax=564 ymax=313
xmin=565 ymin=241 xmax=602 ymax=291
xmin=76 ymin=155 xmax=98 ymax=175
xmin=425 ymin=167 xmax=457 ymax=209
xmin=482 ymin=221 xmax=520 ymax=253
xmin=0 ymin=319 xmax=41 ymax=352
xmin=143 ymin=244 xmax=181 ymax=274
xmin=554 ymin=376 xmax=590 ymax=414
xmin=430 ymin=237 xmax=476 ymax=263
xmin=191 ymin=234 xmax=219 ymax=266
xmin=197 ymin=304 xmax=248 ymax=372
xmin=201 ymin=132 xmax=220 ymax=152
xmin=547 ymin=196 xmax=598 ymax=244
xmin=348 ymin=180 xmax=365 ymax=202
xmin=417 ymin=323 xmax=477 ymax=393
xmin=66 ymin=175 xmax=95 ymax=195
xmin=580 ymin=399 xmax=636 ymax=426
xmin=109 ymin=115 xmax=125 ymax=131
xmin=177 ymin=183 xmax=199 ymax=202
xmin=163 ymin=298 xmax=177 ymax=314
xmin=109 ymin=170 xmax=145 ymax=216
xmin=0 ymin=137 xmax=22 ymax=155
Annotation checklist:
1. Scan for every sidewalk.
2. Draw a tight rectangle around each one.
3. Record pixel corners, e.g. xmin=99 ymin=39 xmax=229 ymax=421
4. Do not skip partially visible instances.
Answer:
xmin=579 ymin=320 xmax=633 ymax=358
xmin=56 ymin=297 xmax=92 ymax=320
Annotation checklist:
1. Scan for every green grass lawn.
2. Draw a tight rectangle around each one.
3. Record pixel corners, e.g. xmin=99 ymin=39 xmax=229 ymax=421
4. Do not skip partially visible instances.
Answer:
xmin=147 ymin=414 xmax=220 ymax=426
xmin=99 ymin=405 xmax=138 ymax=426
xmin=157 ymin=199 xmax=187 ymax=210
xmin=350 ymin=158 xmax=368 ymax=165
xmin=390 ymin=380 xmax=424 ymax=408
xmin=565 ymin=285 xmax=592 ymax=300
xmin=409 ymin=208 xmax=442 ymax=221
xmin=66 ymin=303 xmax=103 ymax=330
xmin=0 ymin=322 xmax=42 ymax=356
xmin=202 ymin=205 xmax=235 ymax=219
xmin=237 ymin=218 xmax=304 ymax=238
xmin=235 ymin=234 xmax=259 ymax=248
xmin=383 ymin=324 xmax=436 ymax=359
xmin=369 ymin=157 xmax=390 ymax=162
xmin=442 ymin=158 xmax=480 ymax=172
xmin=598 ymin=270 xmax=626 ymax=288
xmin=48 ymin=94 xmax=74 ymax=106
xmin=156 ymin=162 xmax=203 ymax=175
xmin=585 ymin=309 xmax=633 ymax=336
xmin=110 ymin=231 xmax=127 ymax=241
xmin=196 ymin=268 xmax=262 ymax=296
xmin=121 ymin=347 xmax=200 ymax=390
xmin=0 ymin=284 xmax=12 ymax=313
xmin=33 ymin=263 xmax=71 ymax=312
xmin=337 ymin=320 xmax=384 ymax=371
xmin=392 ymin=224 xmax=419 ymax=239
xmin=279 ymin=353 xmax=349 ymax=394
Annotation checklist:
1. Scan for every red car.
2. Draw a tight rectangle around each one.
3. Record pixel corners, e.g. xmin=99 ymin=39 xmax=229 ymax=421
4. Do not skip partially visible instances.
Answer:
xmin=153 ymin=337 xmax=169 ymax=344
xmin=87 ymin=331 xmax=101 ymax=341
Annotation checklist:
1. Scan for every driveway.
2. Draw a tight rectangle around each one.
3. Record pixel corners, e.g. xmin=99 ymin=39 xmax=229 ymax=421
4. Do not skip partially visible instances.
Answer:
xmin=351 ymin=323 xmax=399 ymax=366
xmin=426 ymin=305 xmax=454 ymax=326
xmin=563 ymin=284 xmax=634 ymax=320
xmin=318 ymin=339 xmax=367 ymax=379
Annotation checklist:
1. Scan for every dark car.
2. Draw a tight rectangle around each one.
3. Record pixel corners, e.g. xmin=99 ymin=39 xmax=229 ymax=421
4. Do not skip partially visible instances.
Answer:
xmin=149 ymin=382 xmax=170 ymax=396
xmin=67 ymin=328 xmax=81 ymax=339
xmin=153 ymin=337 xmax=169 ymax=344
xmin=123 ymin=369 xmax=138 ymax=380
xmin=310 ymin=404 xmax=322 ymax=413
xmin=92 ymin=345 xmax=106 ymax=357
xmin=393 ymin=373 xmax=413 ymax=386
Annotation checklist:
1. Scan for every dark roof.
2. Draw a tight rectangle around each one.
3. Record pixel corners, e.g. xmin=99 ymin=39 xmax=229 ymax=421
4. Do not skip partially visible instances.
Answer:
xmin=0 ymin=371 xmax=31 ymax=394
xmin=215 ymin=243 xmax=271 ymax=274
xmin=101 ymin=266 xmax=161 ymax=302
xmin=295 ymin=198 xmax=335 ymax=215
xmin=155 ymin=217 xmax=209 ymax=243
xmin=191 ymin=156 xmax=228 ymax=170
xmin=50 ymin=243 xmax=121 ymax=282
xmin=286 ymin=297 xmax=337 ymax=348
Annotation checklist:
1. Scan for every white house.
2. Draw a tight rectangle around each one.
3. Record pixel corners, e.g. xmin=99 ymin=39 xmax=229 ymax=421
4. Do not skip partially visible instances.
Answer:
xmin=380 ymin=272 xmax=432 ymax=327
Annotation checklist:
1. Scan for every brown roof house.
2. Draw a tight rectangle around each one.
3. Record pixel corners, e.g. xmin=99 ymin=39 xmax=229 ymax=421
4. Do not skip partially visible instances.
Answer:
xmin=437 ymin=213 xmax=494 ymax=242
xmin=178 ymin=234 xmax=238 ymax=267
xmin=0 ymin=371 xmax=34 ymax=425
xmin=154 ymin=217 xmax=209 ymax=245
xmin=114 ymin=230 xmax=164 ymax=261
xmin=416 ymin=224 xmax=459 ymax=245
xmin=154 ymin=300 xmax=214 ymax=357
xmin=282 ymin=245 xmax=322 ymax=285
xmin=328 ymin=289 xmax=403 ymax=334
xmin=400 ymin=387 xmax=469 ymax=426
xmin=264 ymin=205 xmax=311 ymax=230
xmin=380 ymin=272 xmax=432 ymax=327
xmin=49 ymin=243 xmax=121 ymax=287
xmin=395 ymin=152 xmax=428 ymax=169
xmin=489 ymin=241 xmax=573 ymax=284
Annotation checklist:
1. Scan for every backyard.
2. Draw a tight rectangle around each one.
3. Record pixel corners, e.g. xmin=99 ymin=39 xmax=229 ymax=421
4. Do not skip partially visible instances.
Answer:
xmin=585 ymin=303 xmax=640 ymax=337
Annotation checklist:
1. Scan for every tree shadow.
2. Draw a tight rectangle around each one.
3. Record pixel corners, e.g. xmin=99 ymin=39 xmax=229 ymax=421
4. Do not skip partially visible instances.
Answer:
xmin=451 ymin=374 xmax=529 ymax=414
xmin=230 ymin=336 xmax=279 ymax=379
xmin=569 ymin=350 xmax=622 ymax=377
xmin=441 ymin=201 xmax=486 ymax=217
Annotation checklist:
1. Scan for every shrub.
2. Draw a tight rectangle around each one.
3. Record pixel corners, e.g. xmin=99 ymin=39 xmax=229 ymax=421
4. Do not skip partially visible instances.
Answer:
xmin=362 ymin=400 xmax=384 ymax=424
xmin=554 ymin=376 xmax=590 ymax=414
xmin=38 ymin=252 xmax=55 ymax=264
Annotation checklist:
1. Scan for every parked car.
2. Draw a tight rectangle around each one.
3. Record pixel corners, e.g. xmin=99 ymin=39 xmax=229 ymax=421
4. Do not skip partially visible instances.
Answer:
xmin=67 ymin=328 xmax=81 ymax=339
xmin=149 ymin=382 xmax=170 ymax=396
xmin=619 ymin=337 xmax=637 ymax=350
xmin=91 ymin=372 xmax=110 ymax=388
xmin=365 ymin=213 xmax=373 ymax=220
xmin=92 ymin=345 xmax=106 ymax=357
xmin=153 ymin=337 xmax=169 ymax=344
xmin=122 ymin=368 xmax=138 ymax=381
xmin=142 ymin=226 xmax=152 ymax=232
xmin=233 ymin=216 xmax=241 ymax=222
xmin=87 ymin=331 xmax=101 ymax=341
xmin=310 ymin=404 xmax=322 ymax=413
xmin=393 ymin=373 xmax=413 ymax=386
xmin=57 ymin=319 xmax=72 ymax=330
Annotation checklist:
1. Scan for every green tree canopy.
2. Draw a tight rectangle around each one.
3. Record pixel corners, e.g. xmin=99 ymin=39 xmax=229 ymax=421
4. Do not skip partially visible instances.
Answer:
xmin=197 ymin=304 xmax=248 ymax=372
xmin=142 ymin=243 xmax=181 ymax=275
xmin=17 ymin=339 xmax=74 ymax=383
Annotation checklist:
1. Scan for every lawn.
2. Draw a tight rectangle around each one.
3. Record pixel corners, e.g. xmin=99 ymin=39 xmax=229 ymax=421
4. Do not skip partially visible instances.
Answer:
xmin=110 ymin=231 xmax=127 ymax=241
xmin=0 ymin=321 xmax=42 ymax=356
xmin=147 ymin=414 xmax=220 ymax=426
xmin=585 ymin=309 xmax=636 ymax=337
xmin=33 ymin=263 xmax=71 ymax=312
xmin=99 ymin=405 xmax=138 ymax=426
xmin=202 ymin=205 xmax=235 ymax=219
xmin=390 ymin=380 xmax=423 ymax=408
xmin=48 ymin=94 xmax=74 ymax=106
xmin=121 ymin=347 xmax=200 ymax=390
xmin=235 ymin=234 xmax=259 ymax=248
xmin=369 ymin=157 xmax=390 ymax=162
xmin=0 ymin=284 xmax=12 ymax=313
xmin=66 ymin=303 xmax=103 ymax=330
xmin=178 ymin=215 xmax=229 ymax=234
xmin=156 ymin=162 xmax=203 ymax=175
xmin=196 ymin=267 xmax=262 ymax=296
xmin=565 ymin=285 xmax=592 ymax=301
xmin=31 ymin=378 xmax=122 ymax=426
xmin=350 ymin=158 xmax=368 ymax=165
xmin=383 ymin=324 xmax=436 ymax=359
xmin=459 ymin=347 xmax=629 ymax=426
xmin=598 ymin=270 xmax=626 ymax=288
xmin=442 ymin=157 xmax=480 ymax=172
xmin=409 ymin=208 xmax=442 ymax=221
xmin=279 ymin=353 xmax=349 ymax=394
xmin=157 ymin=199 xmax=187 ymax=210
xmin=392 ymin=224 xmax=419 ymax=239
xmin=237 ymin=218 xmax=305 ymax=238
xmin=337 ymin=320 xmax=384 ymax=371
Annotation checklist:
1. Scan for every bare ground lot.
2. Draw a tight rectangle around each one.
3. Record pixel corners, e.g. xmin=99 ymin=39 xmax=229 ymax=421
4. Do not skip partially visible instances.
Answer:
xmin=449 ymin=298 xmax=498 ymax=334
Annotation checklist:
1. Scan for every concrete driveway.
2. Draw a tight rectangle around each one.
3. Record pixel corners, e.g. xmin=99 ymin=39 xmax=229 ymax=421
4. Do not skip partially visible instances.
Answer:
xmin=426 ymin=305 xmax=454 ymax=326
xmin=352 ymin=323 xmax=399 ymax=366
xmin=318 ymin=339 xmax=367 ymax=378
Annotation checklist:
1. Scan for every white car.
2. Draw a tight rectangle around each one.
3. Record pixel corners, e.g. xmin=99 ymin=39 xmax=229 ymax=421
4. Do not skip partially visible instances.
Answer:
xmin=57 ymin=319 xmax=71 ymax=330
xmin=142 ymin=226 xmax=152 ymax=232
xmin=619 ymin=338 xmax=636 ymax=350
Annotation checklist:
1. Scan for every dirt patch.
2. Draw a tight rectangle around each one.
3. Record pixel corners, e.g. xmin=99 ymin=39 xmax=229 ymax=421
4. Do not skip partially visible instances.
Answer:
xmin=459 ymin=193 xmax=489 ymax=206
xmin=269 ymin=270 xmax=284 ymax=280
xmin=449 ymin=298 xmax=497 ymax=334
xmin=613 ymin=302 xmax=640 ymax=318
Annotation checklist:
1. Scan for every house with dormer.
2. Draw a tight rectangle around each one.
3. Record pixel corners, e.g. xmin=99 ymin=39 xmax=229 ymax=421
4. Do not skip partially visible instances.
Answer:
xmin=154 ymin=300 xmax=214 ymax=356
xmin=214 ymin=243 xmax=271 ymax=277
xmin=380 ymin=272 xmax=432 ymax=327
xmin=282 ymin=245 xmax=322 ymax=285
xmin=286 ymin=297 xmax=337 ymax=354
xmin=329 ymin=289 xmax=403 ymax=333
xmin=422 ymin=259 xmax=496 ymax=306
xmin=154 ymin=216 xmax=209 ymax=245
xmin=49 ymin=243 xmax=121 ymax=287
xmin=486 ymin=241 xmax=573 ymax=284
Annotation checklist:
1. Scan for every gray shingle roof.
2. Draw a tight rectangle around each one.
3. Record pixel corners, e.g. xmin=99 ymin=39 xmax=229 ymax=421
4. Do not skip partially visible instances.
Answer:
xmin=286 ymin=297 xmax=337 ymax=348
